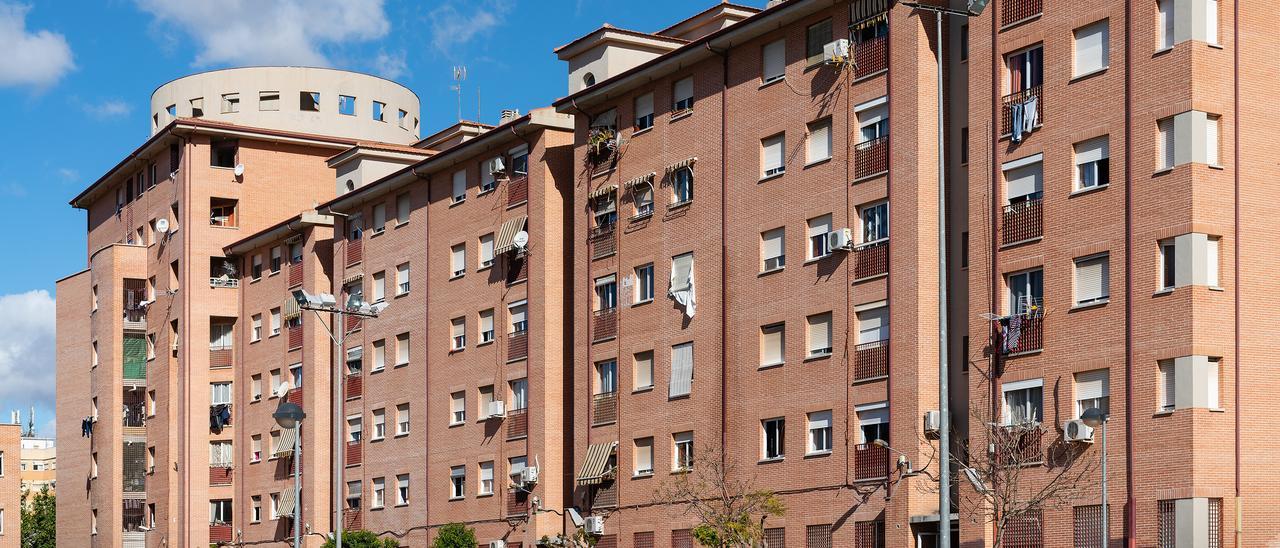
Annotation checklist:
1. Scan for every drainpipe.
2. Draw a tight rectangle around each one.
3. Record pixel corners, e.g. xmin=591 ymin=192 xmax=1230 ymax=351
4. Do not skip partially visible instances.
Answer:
xmin=705 ymin=40 xmax=731 ymax=467
xmin=410 ymin=165 xmax=431 ymax=541
xmin=1123 ymin=0 xmax=1136 ymax=545
xmin=988 ymin=5 xmax=1002 ymax=538
xmin=1232 ymin=0 xmax=1242 ymax=544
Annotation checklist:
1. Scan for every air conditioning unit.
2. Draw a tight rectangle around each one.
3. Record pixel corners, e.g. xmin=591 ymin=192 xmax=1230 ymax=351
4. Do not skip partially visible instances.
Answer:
xmin=486 ymin=157 xmax=506 ymax=176
xmin=489 ymin=541 xmax=507 ymax=548
xmin=520 ymin=466 xmax=539 ymax=486
xmin=826 ymin=228 xmax=853 ymax=252
xmin=583 ymin=516 xmax=605 ymax=536
xmin=487 ymin=400 xmax=507 ymax=419
xmin=1063 ymin=420 xmax=1095 ymax=443
xmin=823 ymin=39 xmax=851 ymax=64
xmin=923 ymin=410 xmax=941 ymax=436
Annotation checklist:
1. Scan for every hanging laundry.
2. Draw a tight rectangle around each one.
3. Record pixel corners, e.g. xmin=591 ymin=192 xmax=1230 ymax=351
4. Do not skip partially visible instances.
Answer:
xmin=1011 ymin=101 xmax=1025 ymax=143
xmin=81 ymin=417 xmax=94 ymax=437
xmin=1022 ymin=95 xmax=1039 ymax=136
xmin=1004 ymin=314 xmax=1023 ymax=353
xmin=209 ymin=404 xmax=232 ymax=431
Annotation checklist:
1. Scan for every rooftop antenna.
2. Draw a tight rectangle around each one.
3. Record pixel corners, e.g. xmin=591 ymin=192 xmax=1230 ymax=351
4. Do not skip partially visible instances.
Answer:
xmin=27 ymin=406 xmax=35 ymax=437
xmin=451 ymin=65 xmax=468 ymax=122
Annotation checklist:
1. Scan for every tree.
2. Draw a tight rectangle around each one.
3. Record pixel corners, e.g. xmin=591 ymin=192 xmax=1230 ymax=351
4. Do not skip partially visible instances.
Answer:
xmin=432 ymin=523 xmax=477 ymax=548
xmin=20 ymin=486 xmax=56 ymax=548
xmin=322 ymin=530 xmax=400 ymax=548
xmin=653 ymin=444 xmax=786 ymax=548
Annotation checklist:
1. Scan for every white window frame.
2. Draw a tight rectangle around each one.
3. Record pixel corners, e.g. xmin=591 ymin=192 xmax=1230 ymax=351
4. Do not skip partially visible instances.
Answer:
xmin=396 ymin=403 xmax=410 ymax=435
xmin=450 ymin=392 xmax=466 ymax=425
xmin=761 ymin=417 xmax=786 ymax=461
xmin=450 ymin=466 xmax=466 ymax=499
xmin=807 ymin=410 xmax=833 ymax=455
xmin=478 ymin=461 xmax=494 ymax=496
xmin=761 ymin=134 xmax=786 ymax=178
xmin=806 ymin=312 xmax=833 ymax=358
xmin=634 ymin=437 xmax=654 ymax=476
xmin=762 ymin=39 xmax=786 ymax=84
xmin=1074 ymin=369 xmax=1110 ymax=418
xmin=1001 ymin=378 xmax=1044 ymax=425
xmin=397 ymin=473 xmax=410 ymax=505
xmin=371 ymin=408 xmax=386 ymax=440
xmin=760 ymin=322 xmax=785 ymax=367
xmin=673 ymin=431 xmax=694 ymax=471
xmin=450 ymin=243 xmax=466 ymax=278
xmin=1074 ymin=136 xmax=1110 ymax=191
xmin=633 ymin=350 xmax=654 ymax=391
xmin=761 ymin=227 xmax=786 ymax=272
xmin=451 ymin=170 xmax=467 ymax=203
xmin=807 ymin=118 xmax=832 ymax=164
xmin=807 ymin=215 xmax=832 ymax=260
xmin=1072 ymin=20 xmax=1110 ymax=77
xmin=1074 ymin=254 xmax=1111 ymax=305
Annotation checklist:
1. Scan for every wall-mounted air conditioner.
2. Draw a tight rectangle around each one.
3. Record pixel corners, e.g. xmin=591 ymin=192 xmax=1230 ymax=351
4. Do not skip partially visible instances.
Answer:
xmin=487 ymin=400 xmax=506 ymax=419
xmin=823 ymin=39 xmax=851 ymax=64
xmin=826 ymin=228 xmax=853 ymax=252
xmin=923 ymin=410 xmax=941 ymax=437
xmin=583 ymin=516 xmax=605 ymax=536
xmin=1063 ymin=419 xmax=1095 ymax=443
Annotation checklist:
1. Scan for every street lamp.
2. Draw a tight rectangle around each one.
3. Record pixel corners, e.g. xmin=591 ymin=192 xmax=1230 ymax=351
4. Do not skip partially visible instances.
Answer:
xmin=1081 ymin=407 xmax=1111 ymax=548
xmin=273 ymin=397 xmax=306 ymax=548
xmin=291 ymin=289 xmax=386 ymax=548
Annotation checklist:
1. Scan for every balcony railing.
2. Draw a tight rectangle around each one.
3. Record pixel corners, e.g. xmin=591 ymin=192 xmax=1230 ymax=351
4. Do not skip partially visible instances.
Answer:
xmin=590 ymin=224 xmax=617 ymax=260
xmin=343 ymin=509 xmax=362 ymax=531
xmin=853 ymin=240 xmax=889 ymax=280
xmin=346 ymin=238 xmax=362 ymax=266
xmin=346 ymin=374 xmax=363 ymax=400
xmin=854 ymin=443 xmax=889 ymax=480
xmin=854 ymin=34 xmax=888 ymax=79
xmin=998 ymin=315 xmax=1043 ymax=355
xmin=593 ymin=308 xmax=618 ymax=342
xmin=288 ymin=261 xmax=303 ymax=287
xmin=1001 ymin=198 xmax=1043 ymax=246
xmin=209 ymin=523 xmax=233 ymax=544
xmin=592 ymin=392 xmax=618 ymax=426
xmin=593 ymin=481 xmax=619 ymax=509
xmin=1001 ymin=85 xmax=1043 ymax=137
xmin=209 ymin=465 xmax=233 ymax=485
xmin=287 ymin=387 xmax=303 ymax=406
xmin=507 ymin=330 xmax=529 ymax=362
xmin=209 ymin=347 xmax=233 ymax=369
xmin=506 ymin=492 xmax=529 ymax=517
xmin=344 ymin=313 xmax=361 ymax=333
xmin=854 ymin=136 xmax=889 ymax=180
xmin=122 ymin=403 xmax=147 ymax=428
xmin=345 ymin=440 xmax=363 ymax=467
xmin=854 ymin=339 xmax=889 ymax=381
xmin=508 ymin=174 xmax=529 ymax=206
xmin=995 ymin=424 xmax=1043 ymax=465
xmin=506 ymin=407 xmax=528 ymax=440
xmin=1001 ymin=0 xmax=1043 ymax=27
xmin=287 ymin=324 xmax=303 ymax=349
xmin=209 ymin=276 xmax=239 ymax=288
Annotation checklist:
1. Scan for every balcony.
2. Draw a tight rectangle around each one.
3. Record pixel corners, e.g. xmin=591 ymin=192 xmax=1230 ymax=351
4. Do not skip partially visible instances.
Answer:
xmin=1001 ymin=86 xmax=1043 ymax=137
xmin=998 ymin=315 xmax=1043 ymax=355
xmin=122 ymin=403 xmax=147 ymax=428
xmin=854 ymin=34 xmax=888 ymax=79
xmin=346 ymin=238 xmax=362 ymax=266
xmin=1000 ymin=0 xmax=1043 ymax=28
xmin=288 ymin=261 xmax=303 ymax=287
xmin=345 ymin=440 xmax=363 ymax=467
xmin=209 ymin=465 xmax=233 ymax=485
xmin=854 ymin=339 xmax=889 ymax=381
xmin=590 ymin=224 xmax=616 ymax=260
xmin=854 ymin=136 xmax=889 ymax=180
xmin=507 ymin=331 xmax=529 ymax=362
xmin=287 ymin=387 xmax=303 ymax=406
xmin=853 ymin=240 xmax=889 ymax=280
xmin=854 ymin=443 xmax=889 ymax=480
xmin=344 ymin=313 xmax=361 ymax=333
xmin=592 ymin=392 xmax=618 ymax=426
xmin=209 ymin=276 xmax=239 ymax=288
xmin=287 ymin=324 xmax=303 ymax=350
xmin=593 ymin=308 xmax=618 ymax=342
xmin=345 ymin=374 xmax=363 ymax=400
xmin=593 ymin=481 xmax=619 ymax=509
xmin=209 ymin=346 xmax=233 ymax=369
xmin=506 ymin=492 xmax=529 ymax=517
xmin=506 ymin=407 xmax=528 ymax=440
xmin=343 ymin=509 xmax=362 ymax=531
xmin=1001 ymin=198 xmax=1043 ymax=246
xmin=994 ymin=424 xmax=1043 ymax=465
xmin=508 ymin=174 xmax=529 ymax=207
xmin=209 ymin=523 xmax=233 ymax=544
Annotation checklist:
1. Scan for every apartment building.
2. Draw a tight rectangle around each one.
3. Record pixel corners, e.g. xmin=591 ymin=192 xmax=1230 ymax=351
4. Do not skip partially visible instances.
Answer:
xmin=0 ymin=423 xmax=18 ymax=548
xmin=19 ymin=436 xmax=57 ymax=499
xmin=55 ymin=67 xmax=421 ymax=548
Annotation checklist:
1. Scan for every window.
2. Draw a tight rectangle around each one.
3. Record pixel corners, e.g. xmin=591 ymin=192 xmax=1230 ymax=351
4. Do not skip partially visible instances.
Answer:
xmin=397 ymin=474 xmax=410 ymax=505
xmin=808 ymin=215 xmax=832 ymax=259
xmin=635 ymin=263 xmax=655 ymax=303
xmin=762 ymin=39 xmax=786 ymax=83
xmin=1206 ymin=114 xmax=1221 ymax=166
xmin=450 ymin=466 xmax=466 ymax=499
xmin=221 ymin=93 xmax=240 ymax=114
xmin=251 ymin=375 xmax=262 ymax=400
xmin=372 ymin=408 xmax=386 ymax=440
xmin=346 ymin=480 xmax=362 ymax=511
xmin=396 ymin=262 xmax=411 ymax=294
xmin=209 ymin=322 xmax=233 ymax=351
xmin=960 ymin=24 xmax=969 ymax=61
xmin=760 ymin=228 xmax=786 ymax=273
xmin=373 ymin=101 xmax=385 ymax=121
xmin=451 ymin=392 xmax=466 ymax=424
xmin=259 ymin=91 xmax=279 ymax=111
xmin=347 ymin=416 xmax=363 ymax=443
xmin=398 ymin=109 xmax=409 ymax=128
xmin=270 ymin=369 xmax=282 ymax=395
xmin=1074 ymin=254 xmax=1111 ymax=305
xmin=805 ymin=19 xmax=833 ymax=64
xmin=1158 ymin=117 xmax=1176 ymax=170
xmin=479 ymin=234 xmax=495 ymax=268
xmin=633 ymin=182 xmax=654 ymax=218
xmin=210 ymin=382 xmax=231 ymax=405
xmin=479 ymin=309 xmax=495 ymax=344
xmin=251 ymin=255 xmax=263 ymax=279
xmin=1207 ymin=358 xmax=1220 ymax=409
xmin=857 ymin=305 xmax=889 ymax=345
xmin=960 ymin=127 xmax=969 ymax=164
xmin=251 ymin=496 xmax=262 ymax=522
xmin=480 ymin=159 xmax=498 ymax=193
xmin=509 ymin=379 xmax=528 ymax=412
xmin=372 ymin=271 xmax=386 ymax=303
xmin=633 ymin=351 xmax=654 ymax=390
xmin=451 ymin=170 xmax=466 ymax=203
xmin=372 ymin=203 xmax=387 ymax=233
xmin=396 ymin=193 xmax=410 ymax=224
xmin=165 ymin=104 xmax=176 ymax=120
xmin=596 ymin=360 xmax=618 ymax=394
xmin=669 ymin=342 xmax=694 ymax=398
xmin=1074 ymin=137 xmax=1110 ymax=190
xmin=762 ymin=417 xmax=785 ymax=460
xmin=672 ymin=166 xmax=694 ymax=205
xmin=1159 ymin=360 xmax=1176 ymax=411
xmin=270 ymin=307 xmax=281 ymax=336
xmin=210 ymin=499 xmax=232 ymax=524
xmin=1002 ymin=379 xmax=1044 ymax=424
xmin=1158 ymin=0 xmax=1174 ymax=49
xmin=371 ymin=477 xmax=386 ymax=508
xmin=396 ymin=403 xmax=410 ymax=435
xmin=396 ymin=333 xmax=410 ymax=365
xmin=672 ymin=77 xmax=694 ymax=112
xmin=595 ymin=275 xmax=617 ymax=311
xmin=1206 ymin=237 xmax=1220 ymax=287
xmin=634 ymin=437 xmax=654 ymax=475
xmin=673 ymin=431 xmax=694 ymax=470
xmin=1007 ymin=45 xmax=1044 ymax=94
xmin=269 ymin=493 xmax=280 ymax=520
xmin=760 ymin=323 xmax=785 ymax=367
xmin=1160 ymin=239 xmax=1180 ymax=290
xmin=1008 ymin=269 xmax=1044 ymax=315
xmin=512 ymin=146 xmax=529 ymax=175
xmin=209 ymin=440 xmax=233 ymax=467
xmin=1004 ymin=154 xmax=1044 ymax=204
xmin=451 ymin=318 xmax=466 ymax=351
xmin=478 ymin=462 xmax=494 ymax=495
xmin=509 ymin=302 xmax=528 ymax=334
xmin=270 ymin=246 xmax=282 ymax=273
xmin=807 ymin=119 xmax=832 ymax=163
xmin=190 ymin=97 xmax=204 ymax=117
xmin=211 ymin=139 xmax=237 ymax=168
xmin=300 ymin=91 xmax=320 ymax=111
xmin=339 ymin=95 xmax=356 ymax=116
xmin=860 ymin=201 xmax=889 ymax=243
xmin=251 ymin=435 xmax=262 ymax=462
xmin=634 ymin=93 xmax=654 ymax=131
xmin=762 ymin=134 xmax=785 ymax=177
xmin=508 ymin=456 xmax=528 ymax=486
xmin=450 ymin=244 xmax=466 ymax=277
xmin=1205 ymin=0 xmax=1219 ymax=44
xmin=808 ymin=411 xmax=833 ymax=454
xmin=1073 ymin=20 xmax=1110 ymax=77
xmin=856 ymin=403 xmax=889 ymax=445
xmin=1075 ymin=369 xmax=1110 ymax=417
xmin=371 ymin=339 xmax=386 ymax=372
xmin=806 ymin=313 xmax=833 ymax=357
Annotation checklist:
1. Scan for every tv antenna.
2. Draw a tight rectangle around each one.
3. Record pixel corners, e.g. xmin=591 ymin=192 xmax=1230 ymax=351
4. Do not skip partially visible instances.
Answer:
xmin=451 ymin=65 xmax=468 ymax=121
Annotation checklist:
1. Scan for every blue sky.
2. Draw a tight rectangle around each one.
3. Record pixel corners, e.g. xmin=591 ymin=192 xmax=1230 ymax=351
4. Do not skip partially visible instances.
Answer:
xmin=0 ymin=0 xmax=763 ymax=435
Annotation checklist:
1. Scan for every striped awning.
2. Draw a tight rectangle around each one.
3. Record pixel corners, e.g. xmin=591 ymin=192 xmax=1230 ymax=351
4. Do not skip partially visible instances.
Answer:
xmin=494 ymin=215 xmax=529 ymax=255
xmin=576 ymin=441 xmax=617 ymax=485
xmin=342 ymin=272 xmax=364 ymax=284
xmin=277 ymin=486 xmax=297 ymax=517
xmin=665 ymin=157 xmax=697 ymax=173
xmin=623 ymin=172 xmax=656 ymax=189
xmin=283 ymin=295 xmax=302 ymax=321
xmin=273 ymin=427 xmax=297 ymax=457
xmin=588 ymin=184 xmax=618 ymax=200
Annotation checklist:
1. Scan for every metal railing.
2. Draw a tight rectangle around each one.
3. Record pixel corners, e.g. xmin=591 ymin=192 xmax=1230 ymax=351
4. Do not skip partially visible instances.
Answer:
xmin=854 ymin=339 xmax=889 ymax=381
xmin=854 ymin=34 xmax=888 ymax=79
xmin=508 ymin=174 xmax=529 ymax=206
xmin=592 ymin=392 xmax=618 ymax=426
xmin=1001 ymin=85 xmax=1043 ymax=136
xmin=995 ymin=424 xmax=1043 ymax=465
xmin=1001 ymin=0 xmax=1043 ymax=27
xmin=590 ymin=224 xmax=616 ymax=260
xmin=345 ymin=374 xmax=363 ymax=400
xmin=346 ymin=238 xmax=363 ymax=266
xmin=209 ymin=347 xmax=233 ymax=369
xmin=507 ymin=331 xmax=529 ymax=362
xmin=854 ymin=443 xmax=889 ymax=480
xmin=854 ymin=136 xmax=889 ymax=180
xmin=506 ymin=407 xmax=528 ymax=440
xmin=593 ymin=308 xmax=618 ymax=342
xmin=999 ymin=315 xmax=1044 ymax=355
xmin=288 ymin=261 xmax=303 ymax=287
xmin=1001 ymin=198 xmax=1043 ymax=246
xmin=853 ymin=240 xmax=889 ymax=279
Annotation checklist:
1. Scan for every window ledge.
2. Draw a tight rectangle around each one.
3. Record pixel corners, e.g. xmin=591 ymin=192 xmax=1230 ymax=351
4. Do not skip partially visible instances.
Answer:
xmin=1209 ymin=286 xmax=1225 ymax=292
xmin=632 ymin=385 xmax=654 ymax=394
xmin=804 ymin=157 xmax=832 ymax=169
xmin=1207 ymin=42 xmax=1224 ymax=50
xmin=1153 ymin=167 xmax=1175 ymax=176
xmin=630 ymin=211 xmax=654 ymax=222
xmin=369 ymin=230 xmax=384 ymax=239
xmin=757 ymin=457 xmax=785 ymax=464
xmin=478 ymin=188 xmax=497 ymax=196
xmin=804 ymin=352 xmax=833 ymax=362
xmin=632 ymin=298 xmax=654 ymax=307
xmin=450 ymin=273 xmax=465 ymax=281
xmin=448 ymin=421 xmax=465 ymax=428
xmin=668 ymin=200 xmax=693 ymax=211
xmin=759 ymin=266 xmax=785 ymax=277
xmin=369 ymin=505 xmax=384 ymax=511
xmin=758 ymin=172 xmax=785 ymax=184
xmin=370 ymin=436 xmax=385 ymax=443
xmin=758 ymin=361 xmax=785 ymax=371
xmin=1153 ymin=288 xmax=1175 ymax=296
xmin=632 ymin=126 xmax=653 ymax=137
xmin=477 ymin=264 xmax=494 ymax=273
xmin=1069 ymin=66 xmax=1109 ymax=83
xmin=1153 ymin=410 xmax=1174 ymax=417
xmin=805 ymin=450 xmax=833 ymax=459
xmin=803 ymin=255 xmax=830 ymax=266
xmin=670 ymin=110 xmax=694 ymax=122
xmin=450 ymin=199 xmax=466 ymax=208
xmin=448 ymin=496 xmax=464 ymax=501
xmin=1070 ymin=299 xmax=1109 ymax=311
xmin=1208 ymin=164 xmax=1225 ymax=170
xmin=1209 ymin=407 xmax=1227 ymax=413
xmin=1069 ymin=184 xmax=1109 ymax=197
xmin=476 ymin=340 xmax=494 ymax=347
xmin=632 ymin=471 xmax=654 ymax=479
xmin=476 ymin=493 xmax=494 ymax=498
xmin=395 ymin=221 xmax=409 ymax=228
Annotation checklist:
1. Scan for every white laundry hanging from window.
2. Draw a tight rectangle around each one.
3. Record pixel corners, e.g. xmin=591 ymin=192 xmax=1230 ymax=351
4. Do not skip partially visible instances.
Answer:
xmin=668 ymin=253 xmax=695 ymax=318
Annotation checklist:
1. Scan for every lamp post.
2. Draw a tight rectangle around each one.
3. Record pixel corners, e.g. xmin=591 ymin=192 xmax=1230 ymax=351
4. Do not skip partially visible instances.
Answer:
xmin=291 ymin=289 xmax=386 ymax=548
xmin=273 ymin=398 xmax=306 ymax=548
xmin=1082 ymin=407 xmax=1110 ymax=548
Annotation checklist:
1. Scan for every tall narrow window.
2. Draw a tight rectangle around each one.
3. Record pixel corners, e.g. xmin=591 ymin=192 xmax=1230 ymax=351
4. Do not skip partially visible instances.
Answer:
xmin=807 ymin=119 xmax=832 ymax=163
xmin=761 ymin=228 xmax=786 ymax=272
xmin=450 ymin=466 xmax=465 ymax=499
xmin=634 ymin=437 xmax=654 ymax=475
xmin=451 ymin=318 xmax=466 ymax=351
xmin=478 ymin=462 xmax=494 ymax=495
xmin=762 ymin=418 xmax=786 ymax=460
xmin=857 ymin=99 xmax=888 ymax=143
xmin=806 ymin=313 xmax=833 ymax=357
xmin=762 ymin=134 xmax=785 ymax=178
xmin=595 ymin=275 xmax=617 ymax=311
xmin=396 ymin=333 xmax=410 ymax=365
xmin=479 ymin=309 xmax=495 ymax=344
xmin=1158 ymin=0 xmax=1174 ymax=49
xmin=596 ymin=360 xmax=617 ymax=394
xmin=372 ymin=101 xmax=385 ymax=121
xmin=760 ymin=323 xmax=785 ymax=367
xmin=372 ymin=203 xmax=386 ymax=233
xmin=634 ymin=351 xmax=654 ymax=390
xmin=1074 ymin=136 xmax=1110 ymax=190
xmin=1161 ymin=240 xmax=1177 ymax=289
xmin=669 ymin=342 xmax=694 ymax=398
xmin=634 ymin=263 xmax=655 ymax=303
xmin=634 ymin=93 xmax=654 ymax=131
xmin=672 ymin=167 xmax=694 ymax=205
xmin=1074 ymin=254 xmax=1110 ymax=305
xmin=856 ymin=403 xmax=890 ymax=444
xmin=479 ymin=234 xmax=495 ymax=268
xmin=808 ymin=215 xmax=832 ymax=259
xmin=1159 ymin=360 xmax=1176 ymax=411
xmin=396 ymin=403 xmax=410 ymax=435
xmin=510 ymin=379 xmax=528 ymax=411
xmin=763 ymin=39 xmax=786 ymax=83
xmin=452 ymin=170 xmax=466 ymax=203
xmin=808 ymin=410 xmax=833 ymax=454
xmin=1206 ymin=115 xmax=1221 ymax=166
xmin=372 ymin=339 xmax=385 ymax=372
xmin=1158 ymin=117 xmax=1176 ymax=170
xmin=1008 ymin=269 xmax=1044 ymax=315
xmin=673 ymin=431 xmax=694 ymax=470
xmin=450 ymin=244 xmax=466 ymax=278
xmin=451 ymin=392 xmax=466 ymax=424
xmin=1072 ymin=20 xmax=1110 ymax=77
xmin=371 ymin=271 xmax=385 ymax=303
xmin=396 ymin=262 xmax=411 ymax=294
xmin=396 ymin=193 xmax=410 ymax=224
xmin=860 ymin=201 xmax=889 ymax=243
xmin=509 ymin=302 xmax=528 ymax=334
xmin=672 ymin=77 xmax=694 ymax=112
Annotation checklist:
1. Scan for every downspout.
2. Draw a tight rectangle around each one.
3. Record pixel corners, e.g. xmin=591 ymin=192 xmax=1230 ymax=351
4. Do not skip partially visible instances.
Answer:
xmin=987 ymin=5 xmax=1002 ymax=536
xmin=182 ymin=134 xmax=193 ymax=548
xmin=1123 ymin=0 xmax=1136 ymax=545
xmin=1232 ymin=0 xmax=1242 ymax=544
xmin=706 ymin=40 xmax=731 ymax=467
xmin=505 ymin=125 xmax=537 ymax=528
xmin=410 ymin=165 xmax=431 ymax=531
xmin=570 ymin=99 xmax=596 ymax=484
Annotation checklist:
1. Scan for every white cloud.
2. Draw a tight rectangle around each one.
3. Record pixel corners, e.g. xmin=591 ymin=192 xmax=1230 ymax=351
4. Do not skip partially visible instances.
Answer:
xmin=134 ymin=0 xmax=392 ymax=67
xmin=80 ymin=98 xmax=131 ymax=119
xmin=0 ymin=2 xmax=75 ymax=89
xmin=0 ymin=291 xmax=56 ymax=431
xmin=428 ymin=0 xmax=512 ymax=55
xmin=371 ymin=49 xmax=407 ymax=80
xmin=56 ymin=168 xmax=79 ymax=182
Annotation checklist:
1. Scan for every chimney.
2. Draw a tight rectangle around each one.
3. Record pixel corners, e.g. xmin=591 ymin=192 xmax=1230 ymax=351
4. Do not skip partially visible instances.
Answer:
xmin=500 ymin=109 xmax=521 ymax=124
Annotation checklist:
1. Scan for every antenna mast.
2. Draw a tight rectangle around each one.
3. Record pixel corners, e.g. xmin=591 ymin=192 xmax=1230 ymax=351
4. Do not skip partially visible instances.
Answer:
xmin=451 ymin=66 xmax=468 ymax=122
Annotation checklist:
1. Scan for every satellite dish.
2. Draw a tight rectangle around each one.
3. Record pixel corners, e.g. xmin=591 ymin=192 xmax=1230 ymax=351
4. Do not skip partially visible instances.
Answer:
xmin=155 ymin=218 xmax=170 ymax=233
xmin=274 ymin=381 xmax=292 ymax=398
xmin=233 ymin=164 xmax=245 ymax=177
xmin=512 ymin=231 xmax=529 ymax=249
